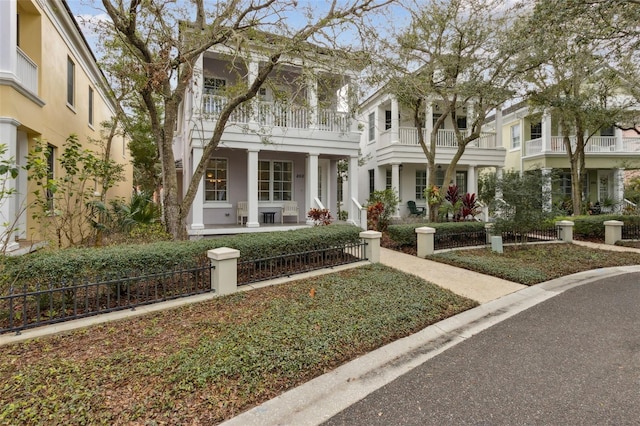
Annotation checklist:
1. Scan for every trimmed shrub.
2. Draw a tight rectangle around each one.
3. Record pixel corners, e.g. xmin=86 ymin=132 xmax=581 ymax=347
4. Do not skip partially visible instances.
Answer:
xmin=387 ymin=222 xmax=486 ymax=247
xmin=554 ymin=215 xmax=640 ymax=240
xmin=2 ymin=225 xmax=362 ymax=288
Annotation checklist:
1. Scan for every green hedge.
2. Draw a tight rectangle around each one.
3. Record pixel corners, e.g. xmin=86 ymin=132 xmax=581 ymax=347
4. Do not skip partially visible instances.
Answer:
xmin=2 ymin=225 xmax=362 ymax=287
xmin=554 ymin=215 xmax=640 ymax=239
xmin=387 ymin=222 xmax=486 ymax=246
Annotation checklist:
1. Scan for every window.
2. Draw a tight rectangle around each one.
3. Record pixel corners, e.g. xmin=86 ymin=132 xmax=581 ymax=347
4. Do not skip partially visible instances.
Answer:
xmin=531 ymin=122 xmax=542 ymax=139
xmin=435 ymin=169 xmax=467 ymax=194
xmin=368 ymin=112 xmax=375 ymax=141
xmin=368 ymin=169 xmax=375 ymax=195
xmin=205 ymin=158 xmax=227 ymax=201
xmin=67 ymin=57 xmax=75 ymax=106
xmin=258 ymin=160 xmax=292 ymax=201
xmin=46 ymin=145 xmax=55 ymax=211
xmin=204 ymin=78 xmax=226 ymax=95
xmin=601 ymin=126 xmax=615 ymax=137
xmin=511 ymin=124 xmax=521 ymax=149
xmin=560 ymin=172 xmax=572 ymax=197
xmin=386 ymin=169 xmax=392 ymax=190
xmin=88 ymin=87 xmax=94 ymax=126
xmin=385 ymin=110 xmax=392 ymax=131
xmin=456 ymin=116 xmax=467 ymax=130
xmin=433 ymin=113 xmax=444 ymax=130
xmin=416 ymin=170 xmax=427 ymax=200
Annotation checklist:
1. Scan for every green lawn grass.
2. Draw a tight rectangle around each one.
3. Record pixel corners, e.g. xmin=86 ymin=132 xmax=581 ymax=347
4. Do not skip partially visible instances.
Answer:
xmin=0 ymin=263 xmax=476 ymax=425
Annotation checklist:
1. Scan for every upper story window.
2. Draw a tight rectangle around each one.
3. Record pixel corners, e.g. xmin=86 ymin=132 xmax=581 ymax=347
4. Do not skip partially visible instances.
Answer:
xmin=385 ymin=110 xmax=392 ymax=131
xmin=204 ymin=78 xmax=226 ymax=95
xmin=511 ymin=124 xmax=521 ymax=149
xmin=88 ymin=87 xmax=94 ymax=126
xmin=456 ymin=116 xmax=467 ymax=130
xmin=368 ymin=112 xmax=375 ymax=141
xmin=601 ymin=126 xmax=615 ymax=137
xmin=67 ymin=57 xmax=75 ymax=107
xmin=531 ymin=122 xmax=542 ymax=140
xmin=205 ymin=158 xmax=227 ymax=201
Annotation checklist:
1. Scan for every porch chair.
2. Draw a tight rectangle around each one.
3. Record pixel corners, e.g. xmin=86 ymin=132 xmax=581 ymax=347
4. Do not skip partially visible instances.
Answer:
xmin=237 ymin=201 xmax=248 ymax=225
xmin=407 ymin=200 xmax=426 ymax=217
xmin=281 ymin=201 xmax=299 ymax=224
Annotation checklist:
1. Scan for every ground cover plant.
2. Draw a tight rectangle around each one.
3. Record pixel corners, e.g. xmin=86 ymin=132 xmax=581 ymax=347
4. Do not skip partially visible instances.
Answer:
xmin=429 ymin=243 xmax=640 ymax=285
xmin=0 ymin=264 xmax=476 ymax=425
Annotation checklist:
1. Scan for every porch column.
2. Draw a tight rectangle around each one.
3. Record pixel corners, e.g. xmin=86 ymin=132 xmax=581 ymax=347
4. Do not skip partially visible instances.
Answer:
xmin=246 ymin=149 xmax=260 ymax=228
xmin=190 ymin=146 xmax=205 ymax=230
xmin=306 ymin=153 xmax=319 ymax=224
xmin=348 ymin=155 xmax=359 ymax=226
xmin=541 ymin=167 xmax=553 ymax=212
xmin=541 ymin=110 xmax=552 ymax=152
xmin=391 ymin=163 xmax=401 ymax=218
xmin=467 ymin=165 xmax=477 ymax=195
xmin=248 ymin=60 xmax=260 ymax=123
xmin=0 ymin=0 xmax=17 ymax=77
xmin=193 ymin=54 xmax=204 ymax=116
xmin=615 ymin=127 xmax=624 ymax=152
xmin=425 ymin=99 xmax=434 ymax=142
xmin=614 ymin=168 xmax=625 ymax=212
xmin=0 ymin=117 xmax=19 ymax=252
xmin=391 ymin=97 xmax=399 ymax=144
xmin=495 ymin=105 xmax=503 ymax=148
xmin=308 ymin=75 xmax=318 ymax=129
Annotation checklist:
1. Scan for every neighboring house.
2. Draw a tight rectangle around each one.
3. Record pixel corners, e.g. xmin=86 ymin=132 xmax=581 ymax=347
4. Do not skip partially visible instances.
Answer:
xmin=0 ymin=0 xmax=133 ymax=251
xmin=489 ymin=102 xmax=640 ymax=212
xmin=358 ymin=91 xmax=506 ymax=217
xmin=174 ymin=42 xmax=361 ymax=236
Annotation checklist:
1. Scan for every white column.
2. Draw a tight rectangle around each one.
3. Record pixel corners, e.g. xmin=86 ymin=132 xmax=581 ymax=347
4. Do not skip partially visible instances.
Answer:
xmin=306 ymin=153 xmax=319 ymax=224
xmin=391 ymin=97 xmax=399 ymax=144
xmin=541 ymin=167 xmax=553 ymax=212
xmin=614 ymin=168 xmax=625 ymax=212
xmin=248 ymin=60 xmax=259 ymax=123
xmin=541 ymin=110 xmax=552 ymax=152
xmin=425 ymin=100 xmax=433 ymax=144
xmin=0 ymin=0 xmax=17 ymax=78
xmin=391 ymin=163 xmax=401 ymax=218
xmin=193 ymin=54 xmax=204 ymax=116
xmin=246 ymin=149 xmax=260 ymax=228
xmin=308 ymin=75 xmax=318 ymax=129
xmin=348 ymin=155 xmax=359 ymax=226
xmin=467 ymin=165 xmax=477 ymax=195
xmin=190 ymin=147 xmax=205 ymax=230
xmin=495 ymin=105 xmax=503 ymax=148
xmin=615 ymin=127 xmax=624 ymax=151
xmin=0 ymin=118 xmax=19 ymax=251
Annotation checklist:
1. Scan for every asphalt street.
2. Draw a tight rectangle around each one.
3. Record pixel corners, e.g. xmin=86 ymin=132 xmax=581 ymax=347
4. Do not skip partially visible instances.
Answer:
xmin=323 ymin=272 xmax=640 ymax=425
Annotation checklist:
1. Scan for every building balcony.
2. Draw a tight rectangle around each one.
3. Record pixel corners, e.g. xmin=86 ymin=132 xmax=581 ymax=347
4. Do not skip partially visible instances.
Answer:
xmin=392 ymin=127 xmax=497 ymax=148
xmin=16 ymin=47 xmax=38 ymax=95
xmin=525 ymin=136 xmax=640 ymax=156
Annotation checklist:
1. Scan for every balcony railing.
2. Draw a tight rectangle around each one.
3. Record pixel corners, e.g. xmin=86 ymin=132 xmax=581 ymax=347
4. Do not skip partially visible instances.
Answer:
xmin=526 ymin=136 xmax=638 ymax=155
xmin=16 ymin=47 xmax=38 ymax=95
xmin=396 ymin=127 xmax=497 ymax=148
xmin=201 ymin=94 xmax=350 ymax=132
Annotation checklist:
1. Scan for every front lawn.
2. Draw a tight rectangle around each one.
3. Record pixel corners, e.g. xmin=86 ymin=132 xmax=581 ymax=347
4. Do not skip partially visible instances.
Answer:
xmin=429 ymin=243 xmax=640 ymax=285
xmin=0 ymin=264 xmax=476 ymax=425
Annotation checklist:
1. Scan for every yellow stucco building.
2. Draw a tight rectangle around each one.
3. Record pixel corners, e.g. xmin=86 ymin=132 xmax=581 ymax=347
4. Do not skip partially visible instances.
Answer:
xmin=0 ymin=0 xmax=132 ymax=251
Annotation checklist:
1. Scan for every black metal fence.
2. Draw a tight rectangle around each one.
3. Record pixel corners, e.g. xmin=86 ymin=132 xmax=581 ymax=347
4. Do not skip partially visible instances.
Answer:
xmin=499 ymin=227 xmax=559 ymax=244
xmin=622 ymin=224 xmax=640 ymax=240
xmin=1 ymin=264 xmax=213 ymax=335
xmin=237 ymin=242 xmax=367 ymax=285
xmin=435 ymin=230 xmax=487 ymax=250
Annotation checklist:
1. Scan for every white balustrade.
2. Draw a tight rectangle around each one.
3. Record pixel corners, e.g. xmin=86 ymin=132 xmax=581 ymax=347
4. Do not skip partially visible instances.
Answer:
xmin=16 ymin=47 xmax=38 ymax=95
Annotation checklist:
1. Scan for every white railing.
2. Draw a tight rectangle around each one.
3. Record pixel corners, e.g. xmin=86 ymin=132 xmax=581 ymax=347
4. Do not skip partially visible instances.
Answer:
xmin=471 ymin=132 xmax=497 ymax=148
xmin=525 ymin=138 xmax=542 ymax=155
xmin=623 ymin=137 xmax=640 ymax=152
xmin=352 ymin=197 xmax=367 ymax=230
xmin=397 ymin=127 xmax=496 ymax=149
xmin=379 ymin=130 xmax=391 ymax=147
xmin=201 ymin=94 xmax=350 ymax=132
xmin=586 ymin=136 xmax=616 ymax=152
xmin=398 ymin=127 xmax=420 ymax=145
xmin=16 ymin=47 xmax=38 ymax=95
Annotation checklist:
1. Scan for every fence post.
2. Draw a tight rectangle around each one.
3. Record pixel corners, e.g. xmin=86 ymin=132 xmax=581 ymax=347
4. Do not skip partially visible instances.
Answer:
xmin=360 ymin=230 xmax=381 ymax=263
xmin=604 ymin=220 xmax=624 ymax=245
xmin=360 ymin=207 xmax=368 ymax=230
xmin=484 ymin=223 xmax=494 ymax=245
xmin=416 ymin=226 xmax=436 ymax=257
xmin=207 ymin=247 xmax=240 ymax=295
xmin=555 ymin=220 xmax=574 ymax=243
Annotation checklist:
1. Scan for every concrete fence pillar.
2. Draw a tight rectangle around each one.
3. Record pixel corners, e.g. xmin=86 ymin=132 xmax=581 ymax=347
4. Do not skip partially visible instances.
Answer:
xmin=416 ymin=226 xmax=436 ymax=258
xmin=207 ymin=247 xmax=240 ymax=295
xmin=555 ymin=220 xmax=574 ymax=243
xmin=360 ymin=230 xmax=382 ymax=263
xmin=360 ymin=207 xmax=368 ymax=230
xmin=604 ymin=220 xmax=624 ymax=245
xmin=484 ymin=223 xmax=494 ymax=245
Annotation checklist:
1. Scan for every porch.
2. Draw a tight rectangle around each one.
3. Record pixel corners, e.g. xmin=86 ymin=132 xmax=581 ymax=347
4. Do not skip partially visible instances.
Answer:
xmin=525 ymin=135 xmax=640 ymax=156
xmin=382 ymin=128 xmax=497 ymax=149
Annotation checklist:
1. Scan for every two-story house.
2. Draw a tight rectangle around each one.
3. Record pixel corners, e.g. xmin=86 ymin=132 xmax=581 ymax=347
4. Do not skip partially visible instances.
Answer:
xmin=0 ymin=0 xmax=133 ymax=251
xmin=174 ymin=42 xmax=361 ymax=236
xmin=358 ymin=90 xmax=506 ymax=217
xmin=493 ymin=102 xmax=640 ymax=212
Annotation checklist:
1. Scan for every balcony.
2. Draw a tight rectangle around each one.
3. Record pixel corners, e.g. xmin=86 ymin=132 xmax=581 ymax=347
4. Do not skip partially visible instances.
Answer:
xmin=525 ymin=136 xmax=640 ymax=156
xmin=16 ymin=47 xmax=38 ymax=95
xmin=201 ymin=94 xmax=350 ymax=133
xmin=395 ymin=127 xmax=497 ymax=148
